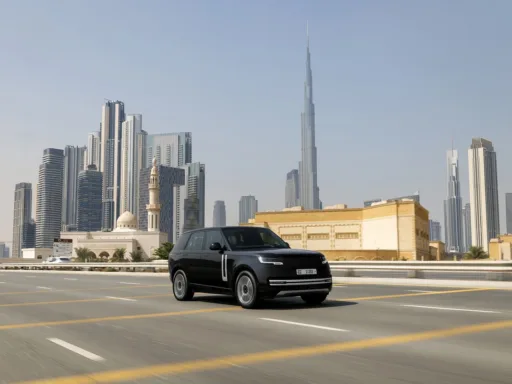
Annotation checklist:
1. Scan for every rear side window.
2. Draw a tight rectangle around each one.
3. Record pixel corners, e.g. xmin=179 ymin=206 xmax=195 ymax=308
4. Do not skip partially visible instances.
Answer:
xmin=174 ymin=232 xmax=191 ymax=251
xmin=185 ymin=231 xmax=205 ymax=251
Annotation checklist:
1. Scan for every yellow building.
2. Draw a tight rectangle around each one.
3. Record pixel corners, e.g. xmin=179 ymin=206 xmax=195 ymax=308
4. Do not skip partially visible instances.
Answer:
xmin=244 ymin=199 xmax=431 ymax=261
xmin=489 ymin=234 xmax=512 ymax=260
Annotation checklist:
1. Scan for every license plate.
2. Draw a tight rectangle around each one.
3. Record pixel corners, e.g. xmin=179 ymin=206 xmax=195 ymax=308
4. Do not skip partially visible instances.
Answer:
xmin=296 ymin=268 xmax=317 ymax=276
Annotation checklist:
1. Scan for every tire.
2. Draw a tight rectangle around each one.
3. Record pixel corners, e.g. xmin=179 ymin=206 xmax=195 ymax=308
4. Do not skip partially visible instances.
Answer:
xmin=172 ymin=270 xmax=194 ymax=301
xmin=301 ymin=292 xmax=328 ymax=305
xmin=235 ymin=271 xmax=260 ymax=309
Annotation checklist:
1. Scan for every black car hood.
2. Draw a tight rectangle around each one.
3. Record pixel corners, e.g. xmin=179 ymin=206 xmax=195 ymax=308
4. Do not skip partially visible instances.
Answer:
xmin=249 ymin=248 xmax=323 ymax=257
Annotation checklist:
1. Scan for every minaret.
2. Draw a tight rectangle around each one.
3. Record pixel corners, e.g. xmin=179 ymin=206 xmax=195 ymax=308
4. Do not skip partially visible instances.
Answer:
xmin=146 ymin=158 xmax=161 ymax=232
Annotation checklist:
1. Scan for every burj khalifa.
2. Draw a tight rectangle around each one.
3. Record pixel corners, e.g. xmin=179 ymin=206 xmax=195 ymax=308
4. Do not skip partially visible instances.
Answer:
xmin=298 ymin=27 xmax=321 ymax=210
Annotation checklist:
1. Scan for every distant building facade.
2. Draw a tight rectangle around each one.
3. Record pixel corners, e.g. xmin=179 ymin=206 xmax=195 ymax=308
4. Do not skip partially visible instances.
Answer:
xmin=213 ymin=200 xmax=226 ymax=227
xmin=285 ymin=169 xmax=300 ymax=208
xmin=36 ymin=148 xmax=64 ymax=248
xmin=429 ymin=220 xmax=442 ymax=241
xmin=77 ymin=165 xmax=103 ymax=232
xmin=12 ymin=182 xmax=34 ymax=258
xmin=62 ymin=145 xmax=86 ymax=231
xmin=239 ymin=195 xmax=258 ymax=224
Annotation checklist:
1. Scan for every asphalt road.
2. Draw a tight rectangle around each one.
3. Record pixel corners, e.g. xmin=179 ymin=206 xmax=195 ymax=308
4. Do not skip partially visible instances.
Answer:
xmin=0 ymin=271 xmax=511 ymax=383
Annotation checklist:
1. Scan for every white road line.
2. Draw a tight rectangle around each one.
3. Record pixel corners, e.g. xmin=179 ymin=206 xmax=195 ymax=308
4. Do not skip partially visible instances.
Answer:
xmin=407 ymin=290 xmax=437 ymax=293
xmin=25 ymin=276 xmax=36 ymax=278
xmin=260 ymin=318 xmax=349 ymax=332
xmin=47 ymin=338 xmax=105 ymax=362
xmin=401 ymin=304 xmax=501 ymax=314
xmin=105 ymin=296 xmax=137 ymax=302
xmin=36 ymin=286 xmax=52 ymax=290
xmin=0 ymin=282 xmax=5 ymax=284
xmin=64 ymin=278 xmax=78 ymax=281
xmin=119 ymin=282 xmax=140 ymax=285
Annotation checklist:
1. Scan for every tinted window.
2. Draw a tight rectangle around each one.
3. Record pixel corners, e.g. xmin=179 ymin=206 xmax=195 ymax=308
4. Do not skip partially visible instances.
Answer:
xmin=204 ymin=230 xmax=226 ymax=250
xmin=174 ymin=232 xmax=191 ymax=251
xmin=185 ymin=231 xmax=205 ymax=251
xmin=221 ymin=227 xmax=288 ymax=250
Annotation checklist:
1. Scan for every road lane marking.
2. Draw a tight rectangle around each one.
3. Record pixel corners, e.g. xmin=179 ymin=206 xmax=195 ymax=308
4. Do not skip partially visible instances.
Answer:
xmin=260 ymin=318 xmax=349 ymax=332
xmin=25 ymin=276 xmax=36 ymax=278
xmin=0 ymin=293 xmax=174 ymax=308
xmin=105 ymin=296 xmax=137 ymax=302
xmin=15 ymin=318 xmax=512 ymax=384
xmin=64 ymin=278 xmax=77 ymax=281
xmin=47 ymin=338 xmax=105 ymax=362
xmin=119 ymin=282 xmax=140 ymax=285
xmin=0 ymin=283 xmax=169 ymax=296
xmin=0 ymin=307 xmax=239 ymax=331
xmin=334 ymin=287 xmax=493 ymax=302
xmin=0 ymin=282 xmax=5 ymax=284
xmin=36 ymin=286 xmax=52 ymax=290
xmin=400 ymin=304 xmax=501 ymax=314
xmin=407 ymin=290 xmax=437 ymax=293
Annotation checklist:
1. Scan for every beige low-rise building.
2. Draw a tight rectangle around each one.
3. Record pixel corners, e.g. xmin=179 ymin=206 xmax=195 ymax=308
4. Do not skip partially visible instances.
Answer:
xmin=243 ymin=199 xmax=431 ymax=261
xmin=489 ymin=234 xmax=512 ymax=260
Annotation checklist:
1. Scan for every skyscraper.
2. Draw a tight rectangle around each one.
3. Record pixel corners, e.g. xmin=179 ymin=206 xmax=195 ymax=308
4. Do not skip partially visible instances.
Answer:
xmin=77 ymin=164 xmax=103 ymax=232
xmin=506 ymin=193 xmax=512 ymax=234
xmin=239 ymin=195 xmax=258 ymax=224
xmin=87 ymin=131 xmax=101 ymax=169
xmin=120 ymin=114 xmax=147 ymax=217
xmin=468 ymin=138 xmax=500 ymax=251
xmin=174 ymin=162 xmax=205 ymax=241
xmin=298 ymin=27 xmax=320 ymax=210
xmin=443 ymin=149 xmax=463 ymax=253
xmin=12 ymin=182 xmax=34 ymax=258
xmin=138 ymin=165 xmax=185 ymax=241
xmin=36 ymin=148 xmax=64 ymax=248
xmin=100 ymin=100 xmax=126 ymax=230
xmin=285 ymin=169 xmax=300 ymax=208
xmin=429 ymin=220 xmax=442 ymax=241
xmin=213 ymin=200 xmax=226 ymax=227
xmin=62 ymin=145 xmax=86 ymax=231
xmin=146 ymin=132 xmax=192 ymax=168
xmin=462 ymin=203 xmax=472 ymax=252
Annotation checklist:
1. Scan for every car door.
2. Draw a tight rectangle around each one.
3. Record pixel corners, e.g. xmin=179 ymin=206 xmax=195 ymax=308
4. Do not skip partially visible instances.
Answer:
xmin=201 ymin=229 xmax=229 ymax=289
xmin=182 ymin=230 xmax=207 ymax=285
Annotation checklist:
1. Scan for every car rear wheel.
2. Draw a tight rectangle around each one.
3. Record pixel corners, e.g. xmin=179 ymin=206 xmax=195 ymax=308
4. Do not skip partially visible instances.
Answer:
xmin=301 ymin=292 xmax=328 ymax=305
xmin=235 ymin=271 xmax=259 ymax=309
xmin=173 ymin=270 xmax=194 ymax=301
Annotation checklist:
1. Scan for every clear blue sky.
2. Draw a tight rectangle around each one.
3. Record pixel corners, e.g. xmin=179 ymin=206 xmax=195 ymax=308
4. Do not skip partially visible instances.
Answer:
xmin=1 ymin=0 xmax=512 ymax=245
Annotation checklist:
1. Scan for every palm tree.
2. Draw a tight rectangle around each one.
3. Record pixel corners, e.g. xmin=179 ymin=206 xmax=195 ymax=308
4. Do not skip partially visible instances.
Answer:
xmin=111 ymin=247 xmax=127 ymax=262
xmin=130 ymin=250 xmax=144 ymax=262
xmin=153 ymin=242 xmax=174 ymax=260
xmin=75 ymin=247 xmax=93 ymax=262
xmin=463 ymin=246 xmax=489 ymax=260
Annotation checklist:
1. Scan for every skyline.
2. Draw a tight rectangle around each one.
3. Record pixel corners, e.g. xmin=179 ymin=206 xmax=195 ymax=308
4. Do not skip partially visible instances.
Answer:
xmin=3 ymin=1 xmax=512 ymax=244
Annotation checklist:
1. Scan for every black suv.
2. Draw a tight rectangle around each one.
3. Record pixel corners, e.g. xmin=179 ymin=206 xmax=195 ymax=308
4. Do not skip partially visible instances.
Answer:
xmin=168 ymin=226 xmax=332 ymax=309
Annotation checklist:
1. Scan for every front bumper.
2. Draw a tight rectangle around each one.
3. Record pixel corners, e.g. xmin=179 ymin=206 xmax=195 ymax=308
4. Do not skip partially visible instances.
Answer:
xmin=259 ymin=276 xmax=332 ymax=298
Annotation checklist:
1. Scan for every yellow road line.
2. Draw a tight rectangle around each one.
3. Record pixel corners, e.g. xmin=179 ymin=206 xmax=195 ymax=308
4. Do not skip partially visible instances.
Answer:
xmin=15 ymin=318 xmax=512 ymax=384
xmin=0 ymin=307 xmax=238 ymax=331
xmin=0 ymin=284 xmax=169 ymax=296
xmin=334 ymin=287 xmax=493 ymax=302
xmin=0 ymin=293 xmax=175 ymax=308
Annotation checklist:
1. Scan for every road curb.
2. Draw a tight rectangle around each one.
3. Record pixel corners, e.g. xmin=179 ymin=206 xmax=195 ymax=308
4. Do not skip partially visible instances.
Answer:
xmin=333 ymin=277 xmax=512 ymax=289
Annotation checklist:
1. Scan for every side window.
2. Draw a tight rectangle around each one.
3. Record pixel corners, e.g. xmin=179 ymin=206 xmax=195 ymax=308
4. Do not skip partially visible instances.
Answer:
xmin=174 ymin=232 xmax=191 ymax=251
xmin=185 ymin=231 xmax=205 ymax=251
xmin=204 ymin=230 xmax=225 ymax=250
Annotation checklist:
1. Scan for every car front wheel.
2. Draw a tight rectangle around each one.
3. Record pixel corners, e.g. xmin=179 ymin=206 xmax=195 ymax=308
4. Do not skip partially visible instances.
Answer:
xmin=172 ymin=270 xmax=194 ymax=301
xmin=301 ymin=292 xmax=328 ymax=305
xmin=235 ymin=271 xmax=260 ymax=309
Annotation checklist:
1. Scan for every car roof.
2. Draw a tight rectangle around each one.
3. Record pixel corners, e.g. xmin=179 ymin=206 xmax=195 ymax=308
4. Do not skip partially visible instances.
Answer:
xmin=182 ymin=226 xmax=261 ymax=235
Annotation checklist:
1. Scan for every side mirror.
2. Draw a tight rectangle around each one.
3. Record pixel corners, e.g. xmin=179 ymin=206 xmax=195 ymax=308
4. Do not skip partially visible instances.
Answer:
xmin=209 ymin=242 xmax=222 ymax=251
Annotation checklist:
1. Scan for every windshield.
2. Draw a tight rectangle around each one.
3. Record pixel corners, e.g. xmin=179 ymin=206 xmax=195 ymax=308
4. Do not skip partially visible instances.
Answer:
xmin=221 ymin=227 xmax=289 ymax=250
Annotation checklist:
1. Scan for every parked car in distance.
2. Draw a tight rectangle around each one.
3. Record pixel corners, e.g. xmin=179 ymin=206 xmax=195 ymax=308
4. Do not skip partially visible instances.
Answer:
xmin=168 ymin=226 xmax=332 ymax=309
xmin=43 ymin=257 xmax=72 ymax=264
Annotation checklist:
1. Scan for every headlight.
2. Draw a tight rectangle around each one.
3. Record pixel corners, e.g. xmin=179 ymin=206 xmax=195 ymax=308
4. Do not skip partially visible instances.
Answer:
xmin=320 ymin=254 xmax=328 ymax=264
xmin=258 ymin=256 xmax=283 ymax=266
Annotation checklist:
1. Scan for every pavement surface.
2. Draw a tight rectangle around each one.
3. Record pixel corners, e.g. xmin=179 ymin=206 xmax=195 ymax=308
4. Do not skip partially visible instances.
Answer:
xmin=0 ymin=271 xmax=511 ymax=383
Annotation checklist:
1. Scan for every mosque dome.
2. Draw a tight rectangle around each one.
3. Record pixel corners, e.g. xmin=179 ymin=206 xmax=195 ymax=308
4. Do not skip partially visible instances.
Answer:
xmin=114 ymin=211 xmax=137 ymax=232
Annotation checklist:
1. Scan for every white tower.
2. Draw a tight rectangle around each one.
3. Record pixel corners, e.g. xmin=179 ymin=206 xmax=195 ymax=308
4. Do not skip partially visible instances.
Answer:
xmin=146 ymin=158 xmax=161 ymax=232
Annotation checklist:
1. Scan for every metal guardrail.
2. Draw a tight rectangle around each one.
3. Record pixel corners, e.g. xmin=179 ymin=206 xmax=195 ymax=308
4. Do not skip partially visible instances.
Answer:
xmin=0 ymin=262 xmax=168 ymax=271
